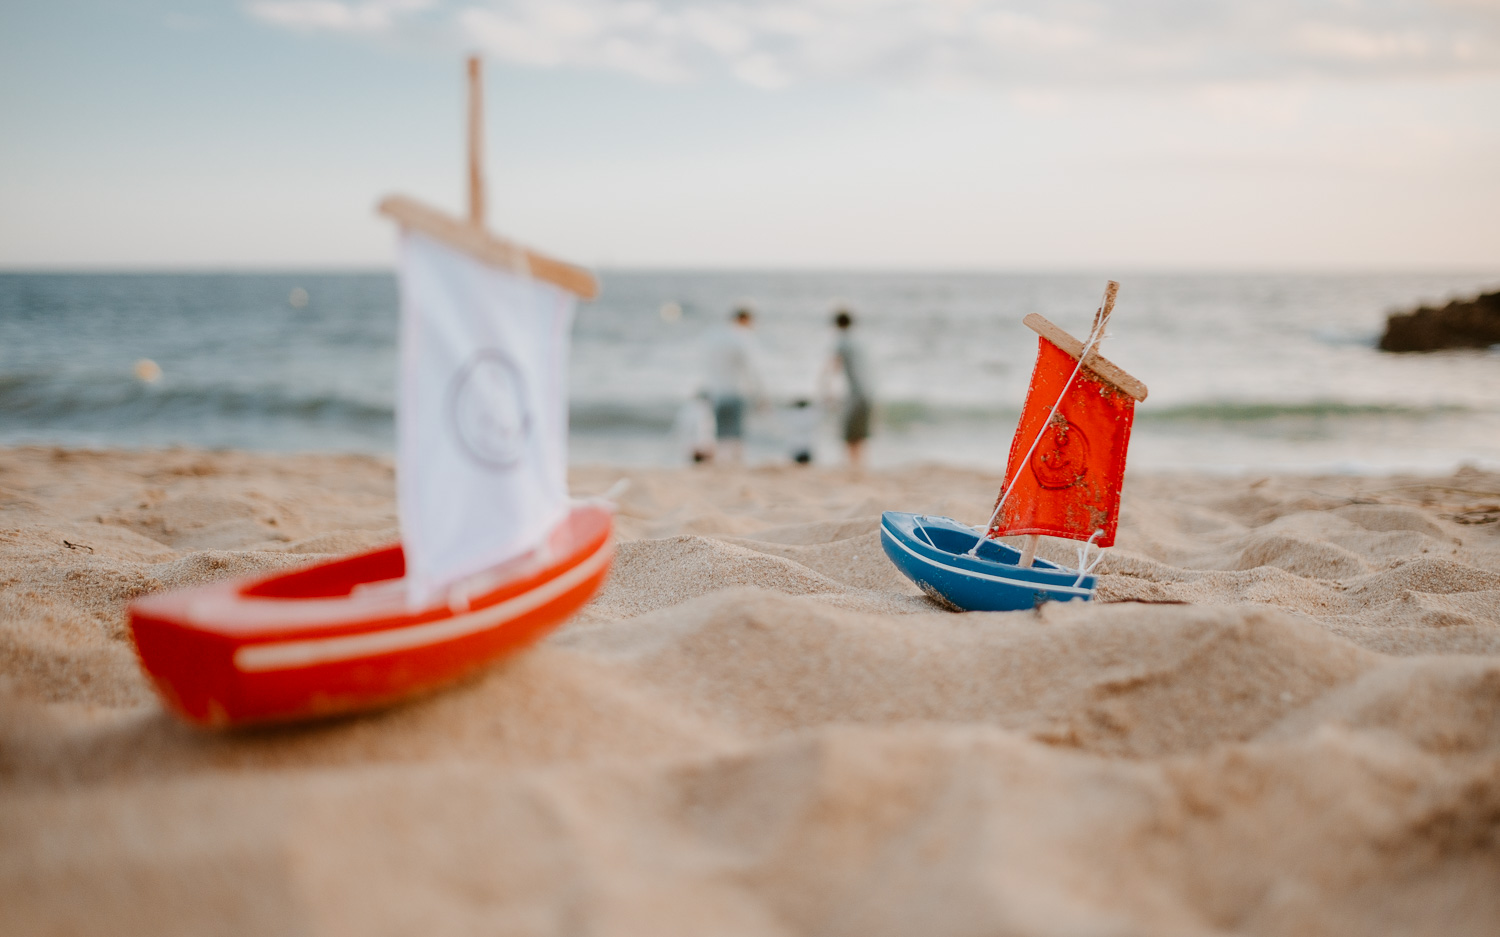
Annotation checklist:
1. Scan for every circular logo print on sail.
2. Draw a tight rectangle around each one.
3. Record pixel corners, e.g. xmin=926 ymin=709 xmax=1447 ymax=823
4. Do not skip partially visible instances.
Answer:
xmin=448 ymin=350 xmax=531 ymax=469
xmin=1029 ymin=414 xmax=1090 ymax=489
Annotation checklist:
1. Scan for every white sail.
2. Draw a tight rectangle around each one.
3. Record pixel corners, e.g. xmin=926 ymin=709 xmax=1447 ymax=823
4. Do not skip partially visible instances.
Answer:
xmin=395 ymin=230 xmax=575 ymax=607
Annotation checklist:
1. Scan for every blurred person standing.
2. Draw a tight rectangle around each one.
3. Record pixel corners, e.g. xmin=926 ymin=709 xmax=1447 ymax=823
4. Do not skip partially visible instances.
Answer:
xmin=703 ymin=306 xmax=763 ymax=464
xmin=822 ymin=308 xmax=874 ymax=470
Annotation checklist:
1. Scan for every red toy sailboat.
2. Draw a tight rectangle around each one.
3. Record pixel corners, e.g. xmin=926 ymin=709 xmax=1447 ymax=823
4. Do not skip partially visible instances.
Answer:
xmin=130 ymin=508 xmax=612 ymax=727
xmin=880 ymin=281 xmax=1148 ymax=611
xmin=129 ymin=59 xmax=612 ymax=727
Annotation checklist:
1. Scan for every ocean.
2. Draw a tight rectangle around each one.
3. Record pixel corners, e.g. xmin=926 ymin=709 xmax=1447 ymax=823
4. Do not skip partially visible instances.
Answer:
xmin=3 ymin=270 xmax=1498 ymax=473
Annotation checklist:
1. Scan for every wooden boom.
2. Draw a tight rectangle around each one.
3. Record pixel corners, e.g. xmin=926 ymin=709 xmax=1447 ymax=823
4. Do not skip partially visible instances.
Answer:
xmin=1022 ymin=313 xmax=1148 ymax=402
xmin=378 ymin=195 xmax=599 ymax=300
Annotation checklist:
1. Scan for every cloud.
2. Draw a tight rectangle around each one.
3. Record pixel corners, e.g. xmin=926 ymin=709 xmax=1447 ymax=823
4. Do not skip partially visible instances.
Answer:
xmin=247 ymin=0 xmax=436 ymax=33
xmin=244 ymin=0 xmax=1500 ymax=87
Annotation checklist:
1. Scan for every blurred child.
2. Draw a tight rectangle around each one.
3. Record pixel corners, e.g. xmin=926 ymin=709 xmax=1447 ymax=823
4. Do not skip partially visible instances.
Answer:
xmin=673 ymin=389 xmax=717 ymax=464
xmin=703 ymin=307 xmax=763 ymax=464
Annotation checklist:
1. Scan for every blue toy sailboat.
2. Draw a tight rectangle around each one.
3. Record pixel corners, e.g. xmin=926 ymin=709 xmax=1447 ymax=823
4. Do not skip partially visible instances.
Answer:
xmin=880 ymin=513 xmax=1096 ymax=611
xmin=881 ymin=282 xmax=1148 ymax=612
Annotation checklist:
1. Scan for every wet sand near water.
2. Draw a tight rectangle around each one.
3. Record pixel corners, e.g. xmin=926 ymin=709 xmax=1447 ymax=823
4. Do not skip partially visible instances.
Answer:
xmin=2 ymin=446 xmax=1498 ymax=935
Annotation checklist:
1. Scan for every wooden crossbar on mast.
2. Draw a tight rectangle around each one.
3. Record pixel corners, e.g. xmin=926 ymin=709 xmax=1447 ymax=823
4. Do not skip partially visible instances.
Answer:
xmin=1022 ymin=314 xmax=1148 ymax=401
xmin=377 ymin=55 xmax=599 ymax=300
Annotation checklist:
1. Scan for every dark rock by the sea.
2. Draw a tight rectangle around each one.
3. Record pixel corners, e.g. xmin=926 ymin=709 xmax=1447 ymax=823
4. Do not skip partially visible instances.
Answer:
xmin=1378 ymin=289 xmax=1500 ymax=352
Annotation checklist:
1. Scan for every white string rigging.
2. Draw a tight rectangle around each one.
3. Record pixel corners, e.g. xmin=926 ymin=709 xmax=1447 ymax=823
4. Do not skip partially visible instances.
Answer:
xmin=1073 ymin=528 xmax=1106 ymax=587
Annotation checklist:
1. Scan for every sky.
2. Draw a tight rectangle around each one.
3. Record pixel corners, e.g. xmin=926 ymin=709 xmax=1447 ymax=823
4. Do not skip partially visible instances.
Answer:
xmin=1 ymin=0 xmax=1497 ymax=270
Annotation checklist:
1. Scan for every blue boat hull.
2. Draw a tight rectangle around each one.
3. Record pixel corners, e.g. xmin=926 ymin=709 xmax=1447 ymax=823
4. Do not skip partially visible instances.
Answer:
xmin=879 ymin=512 xmax=1095 ymax=612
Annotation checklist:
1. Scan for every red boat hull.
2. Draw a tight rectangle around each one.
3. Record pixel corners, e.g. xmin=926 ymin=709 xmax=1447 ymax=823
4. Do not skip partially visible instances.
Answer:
xmin=129 ymin=504 xmax=613 ymax=727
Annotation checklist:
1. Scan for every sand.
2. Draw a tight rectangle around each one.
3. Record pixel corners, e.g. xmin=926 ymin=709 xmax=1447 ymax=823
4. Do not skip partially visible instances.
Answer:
xmin=2 ymin=446 xmax=1498 ymax=935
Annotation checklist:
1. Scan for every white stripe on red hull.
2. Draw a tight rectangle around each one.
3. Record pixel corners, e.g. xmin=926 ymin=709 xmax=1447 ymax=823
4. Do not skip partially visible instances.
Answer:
xmin=234 ymin=537 xmax=613 ymax=672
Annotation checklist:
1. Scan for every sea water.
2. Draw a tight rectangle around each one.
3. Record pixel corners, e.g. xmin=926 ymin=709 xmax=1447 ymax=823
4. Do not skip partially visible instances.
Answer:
xmin=3 ymin=270 xmax=1498 ymax=473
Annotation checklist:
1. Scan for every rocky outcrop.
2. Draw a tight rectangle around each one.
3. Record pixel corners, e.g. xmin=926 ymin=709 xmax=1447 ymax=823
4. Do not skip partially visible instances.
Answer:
xmin=1378 ymin=289 xmax=1500 ymax=352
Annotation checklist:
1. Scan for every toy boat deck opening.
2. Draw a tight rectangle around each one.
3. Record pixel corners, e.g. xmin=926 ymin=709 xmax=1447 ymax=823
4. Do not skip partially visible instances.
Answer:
xmin=880 ymin=512 xmax=1094 ymax=612
xmin=130 ymin=502 xmax=612 ymax=728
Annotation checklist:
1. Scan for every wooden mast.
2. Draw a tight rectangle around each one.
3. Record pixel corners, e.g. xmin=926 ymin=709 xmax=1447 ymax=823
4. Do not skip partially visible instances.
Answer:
xmin=466 ymin=55 xmax=485 ymax=228
xmin=377 ymin=56 xmax=599 ymax=299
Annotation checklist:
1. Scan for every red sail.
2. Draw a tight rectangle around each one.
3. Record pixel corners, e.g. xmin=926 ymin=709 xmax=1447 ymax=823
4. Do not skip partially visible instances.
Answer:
xmin=989 ymin=337 xmax=1137 ymax=548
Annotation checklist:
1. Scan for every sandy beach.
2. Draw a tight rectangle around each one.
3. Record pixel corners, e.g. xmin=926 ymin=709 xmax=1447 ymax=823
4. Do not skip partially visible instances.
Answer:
xmin=2 ymin=445 xmax=1498 ymax=935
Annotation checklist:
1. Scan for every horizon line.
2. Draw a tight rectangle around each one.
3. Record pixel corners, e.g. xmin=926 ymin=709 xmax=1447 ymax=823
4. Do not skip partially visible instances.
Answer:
xmin=3 ymin=263 xmax=1498 ymax=278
